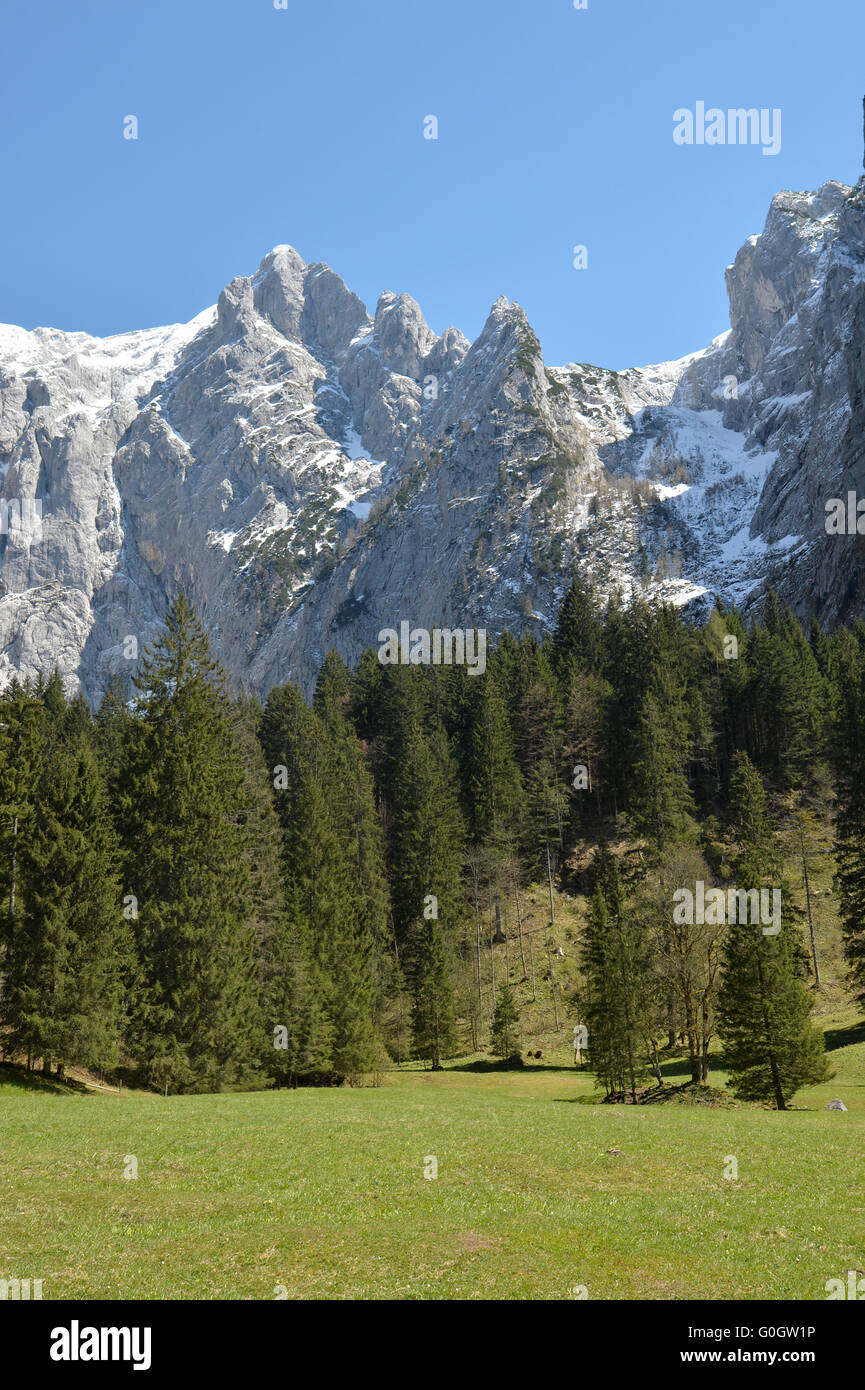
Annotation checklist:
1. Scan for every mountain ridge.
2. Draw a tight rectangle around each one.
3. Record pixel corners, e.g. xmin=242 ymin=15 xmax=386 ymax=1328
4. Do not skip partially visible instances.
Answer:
xmin=1 ymin=165 xmax=863 ymax=700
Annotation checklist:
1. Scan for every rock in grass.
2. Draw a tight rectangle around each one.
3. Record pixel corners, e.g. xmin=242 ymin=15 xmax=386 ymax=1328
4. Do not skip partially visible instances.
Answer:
xmin=825 ymin=1099 xmax=848 ymax=1111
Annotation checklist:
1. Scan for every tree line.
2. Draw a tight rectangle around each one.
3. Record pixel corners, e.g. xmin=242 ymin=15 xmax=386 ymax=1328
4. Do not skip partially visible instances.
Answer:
xmin=0 ymin=582 xmax=863 ymax=1105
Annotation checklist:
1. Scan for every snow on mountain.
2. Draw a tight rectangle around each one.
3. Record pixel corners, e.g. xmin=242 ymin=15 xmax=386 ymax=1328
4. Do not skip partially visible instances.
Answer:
xmin=0 ymin=156 xmax=863 ymax=700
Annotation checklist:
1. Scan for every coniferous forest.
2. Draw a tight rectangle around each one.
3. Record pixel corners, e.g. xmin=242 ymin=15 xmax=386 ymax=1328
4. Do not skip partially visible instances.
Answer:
xmin=1 ymin=582 xmax=863 ymax=1110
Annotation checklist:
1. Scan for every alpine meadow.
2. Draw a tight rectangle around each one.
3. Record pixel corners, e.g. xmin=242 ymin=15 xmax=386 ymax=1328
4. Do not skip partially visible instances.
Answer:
xmin=2 ymin=0 xmax=865 ymax=1340
xmin=2 ymin=582 xmax=865 ymax=1306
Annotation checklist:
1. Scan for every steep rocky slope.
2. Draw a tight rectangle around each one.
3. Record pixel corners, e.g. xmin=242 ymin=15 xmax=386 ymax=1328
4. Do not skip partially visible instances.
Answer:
xmin=1 ymin=161 xmax=863 ymax=700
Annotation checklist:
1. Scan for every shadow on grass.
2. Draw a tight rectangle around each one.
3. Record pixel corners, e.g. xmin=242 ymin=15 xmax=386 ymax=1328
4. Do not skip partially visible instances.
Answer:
xmin=0 ymin=1061 xmax=90 ymax=1096
xmin=448 ymin=1058 xmax=584 ymax=1075
xmin=823 ymin=1020 xmax=865 ymax=1052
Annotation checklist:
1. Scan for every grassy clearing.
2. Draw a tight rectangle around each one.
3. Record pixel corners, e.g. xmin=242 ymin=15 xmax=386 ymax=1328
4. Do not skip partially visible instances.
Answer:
xmin=1 ymin=1038 xmax=863 ymax=1301
xmin=2 ymin=794 xmax=859 ymax=1301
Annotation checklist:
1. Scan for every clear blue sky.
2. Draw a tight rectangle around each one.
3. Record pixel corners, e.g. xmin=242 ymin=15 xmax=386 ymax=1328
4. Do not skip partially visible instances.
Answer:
xmin=2 ymin=0 xmax=863 ymax=370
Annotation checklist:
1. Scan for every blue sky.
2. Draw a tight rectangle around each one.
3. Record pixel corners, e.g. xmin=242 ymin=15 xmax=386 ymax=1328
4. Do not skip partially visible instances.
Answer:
xmin=1 ymin=0 xmax=863 ymax=369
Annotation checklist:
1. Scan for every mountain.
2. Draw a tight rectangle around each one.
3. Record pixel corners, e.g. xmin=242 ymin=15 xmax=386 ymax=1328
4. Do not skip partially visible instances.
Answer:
xmin=1 ymin=153 xmax=864 ymax=701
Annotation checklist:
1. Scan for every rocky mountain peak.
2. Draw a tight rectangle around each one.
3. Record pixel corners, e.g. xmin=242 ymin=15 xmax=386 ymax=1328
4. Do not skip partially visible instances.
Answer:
xmin=4 ymin=104 xmax=865 ymax=699
xmin=372 ymin=292 xmax=437 ymax=379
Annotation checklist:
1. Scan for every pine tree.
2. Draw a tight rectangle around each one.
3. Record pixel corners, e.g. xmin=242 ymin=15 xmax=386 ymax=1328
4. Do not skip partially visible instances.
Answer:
xmin=830 ymin=636 xmax=865 ymax=1007
xmin=262 ymin=680 xmax=379 ymax=1080
xmin=388 ymin=719 xmax=465 ymax=953
xmin=314 ymin=653 xmax=395 ymax=1024
xmin=490 ymin=983 xmax=521 ymax=1061
xmin=600 ymin=601 xmax=654 ymax=817
xmin=94 ymin=674 xmax=135 ymax=800
xmin=465 ymin=673 xmax=523 ymax=845
xmin=230 ymin=694 xmax=292 ymax=1079
xmin=260 ymin=682 xmax=333 ymax=1081
xmin=0 ymin=687 xmax=45 ymax=952
xmin=551 ymin=576 xmax=604 ymax=678
xmin=716 ymin=755 xmax=830 ymax=1108
xmin=117 ymin=595 xmax=261 ymax=1092
xmin=629 ymin=608 xmax=698 ymax=850
xmin=4 ymin=733 xmax=129 ymax=1076
xmin=744 ymin=612 xmax=823 ymax=787
xmin=580 ymin=846 xmax=657 ymax=1099
xmin=410 ymin=918 xmax=457 ymax=1070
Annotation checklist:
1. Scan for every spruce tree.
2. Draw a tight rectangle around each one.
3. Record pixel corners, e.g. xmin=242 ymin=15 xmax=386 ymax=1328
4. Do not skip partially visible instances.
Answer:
xmin=118 ymin=595 xmax=261 ymax=1092
xmin=410 ymin=918 xmax=457 ymax=1070
xmin=4 ymin=734 xmax=129 ymax=1076
xmin=0 ymin=687 xmax=44 ymax=949
xmin=314 ymin=653 xmax=395 ymax=1017
xmin=830 ymin=636 xmax=865 ymax=1008
xmin=261 ymin=683 xmax=334 ymax=1081
xmin=580 ymin=847 xmax=656 ymax=1100
xmin=551 ymin=576 xmax=604 ymax=678
xmin=629 ymin=612 xmax=697 ymax=851
xmin=388 ymin=719 xmax=465 ymax=953
xmin=490 ymin=983 xmax=521 ymax=1061
xmin=716 ymin=755 xmax=829 ymax=1108
xmin=262 ymin=681 xmax=379 ymax=1080
xmin=231 ymin=694 xmax=293 ymax=1079
xmin=465 ymin=673 xmax=523 ymax=845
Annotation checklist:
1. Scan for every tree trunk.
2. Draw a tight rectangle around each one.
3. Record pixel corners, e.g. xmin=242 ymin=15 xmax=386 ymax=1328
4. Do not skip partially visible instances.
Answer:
xmin=756 ymin=950 xmax=786 ymax=1110
xmin=513 ymin=878 xmax=527 ymax=978
xmin=9 ymin=813 xmax=17 ymax=922
xmin=800 ymin=823 xmax=820 ymax=986
xmin=699 ymin=1000 xmax=710 ymax=1083
xmin=684 ymin=998 xmax=700 ymax=1082
xmin=544 ymin=806 xmax=555 ymax=924
xmin=474 ymin=896 xmax=482 ymax=1004
xmin=547 ymin=948 xmax=560 ymax=1030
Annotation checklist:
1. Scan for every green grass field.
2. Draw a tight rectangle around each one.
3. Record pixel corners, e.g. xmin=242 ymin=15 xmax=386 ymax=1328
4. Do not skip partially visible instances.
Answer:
xmin=2 ymin=821 xmax=861 ymax=1302
xmin=2 ymin=1028 xmax=863 ymax=1301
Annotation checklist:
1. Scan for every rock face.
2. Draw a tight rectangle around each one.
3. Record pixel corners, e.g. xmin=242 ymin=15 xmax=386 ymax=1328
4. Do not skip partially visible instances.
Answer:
xmin=0 ymin=162 xmax=864 ymax=702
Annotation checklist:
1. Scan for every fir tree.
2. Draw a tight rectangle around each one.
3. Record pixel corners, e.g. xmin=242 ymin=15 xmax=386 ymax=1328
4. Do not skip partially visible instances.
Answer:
xmin=716 ymin=755 xmax=830 ymax=1108
xmin=580 ymin=846 xmax=657 ymax=1100
xmin=4 ymin=734 xmax=129 ymax=1076
xmin=410 ymin=918 xmax=457 ymax=1070
xmin=0 ymin=687 xmax=45 ymax=946
xmin=118 ymin=595 xmax=261 ymax=1092
xmin=551 ymin=576 xmax=604 ymax=678
xmin=262 ymin=680 xmax=379 ymax=1080
xmin=388 ymin=719 xmax=465 ymax=954
xmin=490 ymin=983 xmax=521 ymax=1061
xmin=830 ymin=636 xmax=865 ymax=1007
xmin=465 ymin=674 xmax=523 ymax=845
xmin=314 ymin=653 xmax=395 ymax=1011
